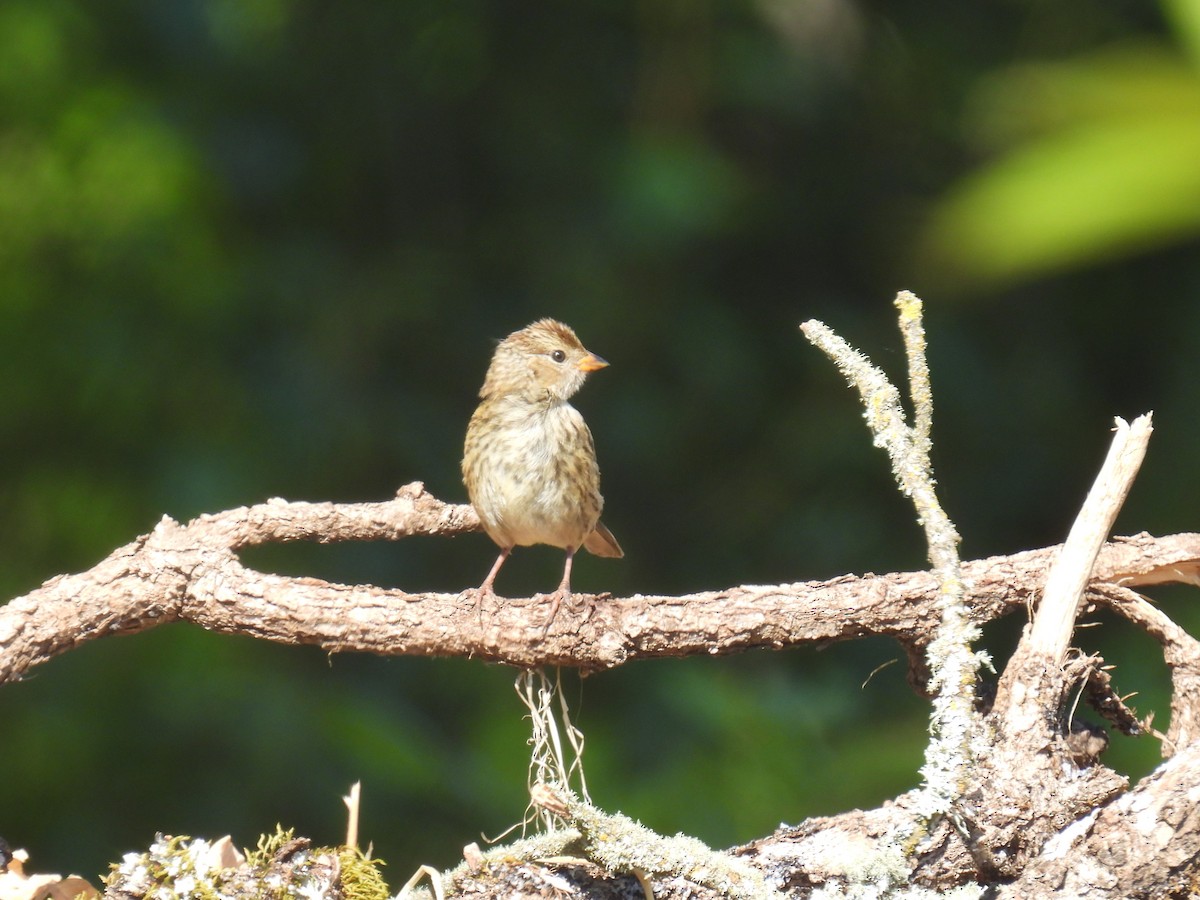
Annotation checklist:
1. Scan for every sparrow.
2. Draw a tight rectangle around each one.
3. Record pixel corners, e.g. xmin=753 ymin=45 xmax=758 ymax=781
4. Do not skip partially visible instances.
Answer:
xmin=462 ymin=318 xmax=623 ymax=629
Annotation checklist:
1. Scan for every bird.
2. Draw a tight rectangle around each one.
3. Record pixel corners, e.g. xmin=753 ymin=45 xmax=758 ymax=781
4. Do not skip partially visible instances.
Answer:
xmin=462 ymin=318 xmax=623 ymax=630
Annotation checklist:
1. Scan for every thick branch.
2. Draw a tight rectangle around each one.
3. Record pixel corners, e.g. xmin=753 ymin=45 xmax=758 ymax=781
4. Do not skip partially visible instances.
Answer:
xmin=2 ymin=483 xmax=1198 ymax=683
xmin=996 ymin=740 xmax=1200 ymax=898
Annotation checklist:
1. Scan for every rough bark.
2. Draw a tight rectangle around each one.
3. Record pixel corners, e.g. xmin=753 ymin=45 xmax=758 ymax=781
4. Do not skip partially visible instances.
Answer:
xmin=3 ymin=481 xmax=1197 ymax=683
xmin=7 ymin=295 xmax=1200 ymax=897
xmin=3 ymin=481 xmax=1200 ymax=897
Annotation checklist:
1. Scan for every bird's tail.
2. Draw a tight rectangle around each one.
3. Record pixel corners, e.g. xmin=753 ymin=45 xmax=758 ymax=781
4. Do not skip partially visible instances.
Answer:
xmin=583 ymin=521 xmax=624 ymax=558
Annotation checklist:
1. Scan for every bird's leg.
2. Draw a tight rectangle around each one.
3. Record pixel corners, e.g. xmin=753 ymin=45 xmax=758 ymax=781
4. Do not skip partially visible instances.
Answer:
xmin=541 ymin=548 xmax=576 ymax=636
xmin=475 ymin=547 xmax=511 ymax=617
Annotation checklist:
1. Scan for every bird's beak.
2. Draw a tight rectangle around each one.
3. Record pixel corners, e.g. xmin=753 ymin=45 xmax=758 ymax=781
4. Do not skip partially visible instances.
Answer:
xmin=577 ymin=353 xmax=609 ymax=373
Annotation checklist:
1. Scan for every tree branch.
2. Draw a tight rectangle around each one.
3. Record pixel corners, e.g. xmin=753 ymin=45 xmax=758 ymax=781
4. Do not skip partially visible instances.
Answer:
xmin=804 ymin=293 xmax=982 ymax=853
xmin=2 ymin=482 xmax=1198 ymax=684
xmin=1029 ymin=414 xmax=1154 ymax=661
xmin=7 ymin=296 xmax=1200 ymax=898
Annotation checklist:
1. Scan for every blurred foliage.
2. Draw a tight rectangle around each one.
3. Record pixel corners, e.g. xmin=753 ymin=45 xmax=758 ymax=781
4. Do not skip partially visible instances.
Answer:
xmin=0 ymin=0 xmax=1197 ymax=887
xmin=920 ymin=0 xmax=1200 ymax=287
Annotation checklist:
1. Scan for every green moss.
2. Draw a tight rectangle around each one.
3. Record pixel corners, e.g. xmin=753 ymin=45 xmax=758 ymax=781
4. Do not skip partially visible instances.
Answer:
xmin=245 ymin=825 xmax=298 ymax=868
xmin=105 ymin=829 xmax=392 ymax=900
xmin=337 ymin=847 xmax=389 ymax=900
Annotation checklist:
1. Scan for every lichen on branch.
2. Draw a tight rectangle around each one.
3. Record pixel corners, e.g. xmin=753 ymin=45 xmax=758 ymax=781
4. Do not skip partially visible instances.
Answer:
xmin=802 ymin=292 xmax=984 ymax=838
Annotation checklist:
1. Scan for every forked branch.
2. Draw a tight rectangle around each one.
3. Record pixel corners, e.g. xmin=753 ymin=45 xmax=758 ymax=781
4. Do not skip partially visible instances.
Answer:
xmin=804 ymin=292 xmax=981 ymax=841
xmin=5 ymin=295 xmax=1200 ymax=899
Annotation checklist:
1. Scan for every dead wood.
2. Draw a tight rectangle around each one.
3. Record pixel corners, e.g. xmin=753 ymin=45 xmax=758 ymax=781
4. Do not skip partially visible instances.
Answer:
xmin=8 ymin=299 xmax=1200 ymax=897
xmin=3 ymin=483 xmax=1200 ymax=896
xmin=1 ymin=482 xmax=1197 ymax=683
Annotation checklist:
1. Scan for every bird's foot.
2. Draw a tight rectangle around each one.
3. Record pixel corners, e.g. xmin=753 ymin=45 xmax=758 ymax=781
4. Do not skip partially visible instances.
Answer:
xmin=469 ymin=583 xmax=499 ymax=621
xmin=538 ymin=589 xmax=599 ymax=636
xmin=540 ymin=588 xmax=571 ymax=638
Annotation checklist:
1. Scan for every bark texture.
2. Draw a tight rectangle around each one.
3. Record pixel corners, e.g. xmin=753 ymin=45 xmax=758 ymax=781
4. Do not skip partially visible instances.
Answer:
xmin=12 ymin=299 xmax=1198 ymax=897
xmin=3 ymin=482 xmax=1197 ymax=682
xmin=4 ymin=482 xmax=1200 ymax=897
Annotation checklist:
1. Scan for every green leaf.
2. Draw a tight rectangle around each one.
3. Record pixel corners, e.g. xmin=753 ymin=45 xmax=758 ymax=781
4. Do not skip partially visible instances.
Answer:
xmin=924 ymin=115 xmax=1200 ymax=286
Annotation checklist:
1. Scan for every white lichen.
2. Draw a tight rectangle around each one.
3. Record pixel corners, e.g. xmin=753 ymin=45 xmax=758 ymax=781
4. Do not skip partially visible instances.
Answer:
xmin=803 ymin=293 xmax=984 ymax=854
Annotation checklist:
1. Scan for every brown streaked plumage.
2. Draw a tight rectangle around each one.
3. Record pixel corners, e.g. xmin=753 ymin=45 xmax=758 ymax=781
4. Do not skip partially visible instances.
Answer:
xmin=462 ymin=318 xmax=622 ymax=630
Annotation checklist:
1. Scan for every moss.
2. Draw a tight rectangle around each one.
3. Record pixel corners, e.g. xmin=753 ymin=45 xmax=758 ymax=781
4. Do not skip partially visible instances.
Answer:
xmin=105 ymin=829 xmax=391 ymax=900
xmin=245 ymin=825 xmax=298 ymax=868
xmin=105 ymin=834 xmax=234 ymax=900
xmin=337 ymin=847 xmax=388 ymax=900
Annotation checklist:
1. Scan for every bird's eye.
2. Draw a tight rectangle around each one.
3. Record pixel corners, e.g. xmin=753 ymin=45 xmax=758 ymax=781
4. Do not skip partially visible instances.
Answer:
xmin=551 ymin=349 xmax=567 ymax=363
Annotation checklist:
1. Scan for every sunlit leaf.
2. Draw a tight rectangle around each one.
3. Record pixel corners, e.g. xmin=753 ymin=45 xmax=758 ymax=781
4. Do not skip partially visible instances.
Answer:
xmin=1162 ymin=0 xmax=1200 ymax=70
xmin=923 ymin=34 xmax=1200 ymax=288
xmin=923 ymin=115 xmax=1200 ymax=286
xmin=965 ymin=45 xmax=1200 ymax=146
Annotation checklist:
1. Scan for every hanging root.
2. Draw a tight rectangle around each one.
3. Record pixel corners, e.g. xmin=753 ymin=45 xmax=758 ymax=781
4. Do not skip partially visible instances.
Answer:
xmin=515 ymin=667 xmax=591 ymax=833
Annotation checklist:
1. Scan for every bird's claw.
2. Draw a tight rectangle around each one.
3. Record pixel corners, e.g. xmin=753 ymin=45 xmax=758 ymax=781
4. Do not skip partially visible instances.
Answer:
xmin=540 ymin=589 xmax=571 ymax=638
xmin=468 ymin=584 xmax=498 ymax=621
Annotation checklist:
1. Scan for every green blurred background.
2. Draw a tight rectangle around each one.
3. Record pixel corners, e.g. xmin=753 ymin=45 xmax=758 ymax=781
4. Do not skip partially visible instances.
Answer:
xmin=2 ymin=0 xmax=1200 ymax=883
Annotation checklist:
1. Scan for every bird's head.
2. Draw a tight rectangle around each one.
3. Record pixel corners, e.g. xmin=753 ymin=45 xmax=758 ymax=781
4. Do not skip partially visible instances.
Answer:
xmin=481 ymin=318 xmax=609 ymax=403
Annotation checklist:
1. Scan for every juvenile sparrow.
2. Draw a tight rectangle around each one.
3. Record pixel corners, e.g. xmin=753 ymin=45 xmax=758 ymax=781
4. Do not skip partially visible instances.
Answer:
xmin=462 ymin=318 xmax=623 ymax=629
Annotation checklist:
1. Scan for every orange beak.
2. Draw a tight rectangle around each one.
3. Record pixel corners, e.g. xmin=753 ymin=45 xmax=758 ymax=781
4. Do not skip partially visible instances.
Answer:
xmin=577 ymin=352 xmax=609 ymax=373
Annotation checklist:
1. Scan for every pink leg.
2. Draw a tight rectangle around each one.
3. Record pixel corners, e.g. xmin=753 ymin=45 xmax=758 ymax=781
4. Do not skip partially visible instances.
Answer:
xmin=555 ymin=548 xmax=575 ymax=595
xmin=542 ymin=548 xmax=576 ymax=635
xmin=476 ymin=547 xmax=511 ymax=617
xmin=480 ymin=547 xmax=511 ymax=594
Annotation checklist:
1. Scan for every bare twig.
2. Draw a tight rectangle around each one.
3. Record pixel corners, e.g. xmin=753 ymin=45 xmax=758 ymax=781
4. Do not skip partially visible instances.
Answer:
xmin=969 ymin=415 xmax=1158 ymax=881
xmin=993 ymin=415 xmax=1154 ymax=739
xmin=1029 ymin=414 xmax=1154 ymax=661
xmin=343 ymin=782 xmax=361 ymax=851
